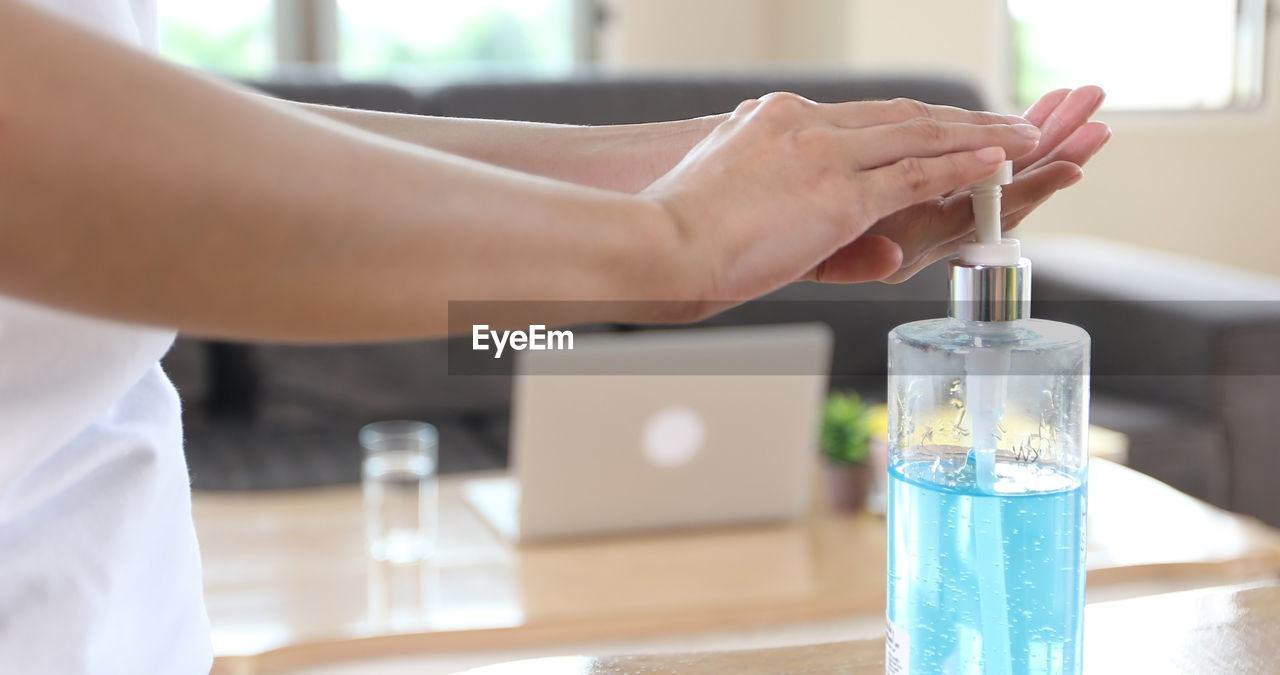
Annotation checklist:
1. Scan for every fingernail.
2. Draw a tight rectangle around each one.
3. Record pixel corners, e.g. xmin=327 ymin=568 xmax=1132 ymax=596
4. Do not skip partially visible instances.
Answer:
xmin=976 ymin=147 xmax=1006 ymax=164
xmin=1014 ymin=123 xmax=1041 ymax=140
xmin=1063 ymin=171 xmax=1084 ymax=188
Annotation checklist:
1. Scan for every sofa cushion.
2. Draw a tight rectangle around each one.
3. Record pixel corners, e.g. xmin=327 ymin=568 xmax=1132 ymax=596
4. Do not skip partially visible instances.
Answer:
xmin=423 ymin=72 xmax=986 ymax=124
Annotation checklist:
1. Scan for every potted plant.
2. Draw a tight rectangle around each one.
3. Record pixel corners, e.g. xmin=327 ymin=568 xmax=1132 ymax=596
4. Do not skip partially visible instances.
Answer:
xmin=821 ymin=391 xmax=872 ymax=511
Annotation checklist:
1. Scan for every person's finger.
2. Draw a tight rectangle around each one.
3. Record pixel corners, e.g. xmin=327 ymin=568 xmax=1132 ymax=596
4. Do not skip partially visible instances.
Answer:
xmin=895 ymin=203 xmax=969 ymax=272
xmin=1000 ymin=163 xmax=1087 ymax=230
xmin=907 ymin=88 xmax=1069 ymax=202
xmin=805 ymin=235 xmax=904 ymax=283
xmin=939 ymin=126 xmax=1104 ymax=245
xmin=869 ymin=158 xmax=1081 ymax=267
xmin=855 ymin=147 xmax=1009 ymax=226
xmin=882 ymin=162 xmax=1089 ymax=284
xmin=1024 ymin=121 xmax=1111 ymax=173
xmin=1014 ymin=86 xmax=1106 ymax=173
xmin=931 ymin=91 xmax=1064 ymax=200
xmin=1023 ymin=88 xmax=1071 ymax=127
xmin=997 ymin=161 xmax=1083 ymax=215
xmin=875 ymin=107 xmax=1107 ymax=285
xmin=882 ymin=239 xmax=965 ymax=284
xmin=847 ymin=120 xmax=1041 ymax=169
xmin=862 ymin=198 xmax=956 ymax=266
xmin=823 ymin=97 xmax=1028 ymax=130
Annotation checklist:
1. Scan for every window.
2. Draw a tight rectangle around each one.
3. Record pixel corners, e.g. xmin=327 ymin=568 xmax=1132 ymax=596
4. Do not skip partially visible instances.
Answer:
xmin=158 ymin=0 xmax=586 ymax=80
xmin=337 ymin=0 xmax=577 ymax=79
xmin=1009 ymin=0 xmax=1267 ymax=110
xmin=159 ymin=1 xmax=274 ymax=79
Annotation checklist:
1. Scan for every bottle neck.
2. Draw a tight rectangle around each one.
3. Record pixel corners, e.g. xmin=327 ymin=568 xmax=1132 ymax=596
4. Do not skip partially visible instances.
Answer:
xmin=948 ymin=258 xmax=1032 ymax=322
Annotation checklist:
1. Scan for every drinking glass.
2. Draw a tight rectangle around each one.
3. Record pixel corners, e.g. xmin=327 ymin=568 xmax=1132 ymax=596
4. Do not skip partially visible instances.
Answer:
xmin=360 ymin=420 xmax=438 ymax=563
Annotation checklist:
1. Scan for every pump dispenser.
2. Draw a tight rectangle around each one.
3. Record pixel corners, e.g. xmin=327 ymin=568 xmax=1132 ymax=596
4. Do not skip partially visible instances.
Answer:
xmin=950 ymin=161 xmax=1030 ymax=323
xmin=884 ymin=162 xmax=1090 ymax=675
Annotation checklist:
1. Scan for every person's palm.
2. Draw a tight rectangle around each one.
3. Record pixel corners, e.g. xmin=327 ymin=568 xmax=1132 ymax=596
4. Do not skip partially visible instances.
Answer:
xmin=807 ymin=86 xmax=1111 ymax=284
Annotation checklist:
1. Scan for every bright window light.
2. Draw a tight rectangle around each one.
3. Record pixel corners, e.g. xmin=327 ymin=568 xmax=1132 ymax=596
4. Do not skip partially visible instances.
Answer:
xmin=157 ymin=1 xmax=579 ymax=80
xmin=336 ymin=0 xmax=576 ymax=79
xmin=159 ymin=0 xmax=274 ymax=78
xmin=1009 ymin=0 xmax=1266 ymax=110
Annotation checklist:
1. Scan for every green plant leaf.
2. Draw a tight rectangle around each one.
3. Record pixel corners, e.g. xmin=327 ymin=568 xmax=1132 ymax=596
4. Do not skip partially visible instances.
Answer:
xmin=821 ymin=391 xmax=871 ymax=465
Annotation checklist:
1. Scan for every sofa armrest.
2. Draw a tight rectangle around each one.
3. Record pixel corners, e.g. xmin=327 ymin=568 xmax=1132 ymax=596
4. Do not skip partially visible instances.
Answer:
xmin=1024 ymin=235 xmax=1280 ymax=522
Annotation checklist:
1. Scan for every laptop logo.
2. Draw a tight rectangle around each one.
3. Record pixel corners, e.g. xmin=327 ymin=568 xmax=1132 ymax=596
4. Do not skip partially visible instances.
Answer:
xmin=641 ymin=406 xmax=705 ymax=468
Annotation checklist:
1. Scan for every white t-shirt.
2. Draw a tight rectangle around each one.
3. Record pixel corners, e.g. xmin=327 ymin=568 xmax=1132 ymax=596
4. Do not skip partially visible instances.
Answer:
xmin=1 ymin=2 xmax=212 ymax=673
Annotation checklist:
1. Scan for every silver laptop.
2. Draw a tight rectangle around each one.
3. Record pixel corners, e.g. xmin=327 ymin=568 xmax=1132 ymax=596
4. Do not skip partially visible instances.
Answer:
xmin=463 ymin=323 xmax=832 ymax=542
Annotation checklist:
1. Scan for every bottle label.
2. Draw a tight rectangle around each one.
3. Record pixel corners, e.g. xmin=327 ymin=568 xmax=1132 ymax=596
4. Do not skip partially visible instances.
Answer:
xmin=885 ymin=615 xmax=909 ymax=674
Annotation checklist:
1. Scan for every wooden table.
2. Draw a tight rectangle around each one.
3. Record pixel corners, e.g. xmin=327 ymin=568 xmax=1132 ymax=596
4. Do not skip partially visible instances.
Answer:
xmin=200 ymin=459 xmax=1280 ymax=674
xmin=458 ymin=583 xmax=1280 ymax=674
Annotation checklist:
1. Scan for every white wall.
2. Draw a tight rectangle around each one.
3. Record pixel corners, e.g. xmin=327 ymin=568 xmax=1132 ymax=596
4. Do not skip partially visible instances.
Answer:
xmin=602 ymin=0 xmax=1280 ymax=277
xmin=600 ymin=0 xmax=852 ymax=67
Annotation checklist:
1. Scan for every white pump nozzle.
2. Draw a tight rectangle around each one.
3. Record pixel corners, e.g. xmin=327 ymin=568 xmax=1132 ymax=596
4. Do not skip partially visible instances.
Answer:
xmin=971 ymin=161 xmax=1013 ymax=244
xmin=960 ymin=161 xmax=1020 ymax=266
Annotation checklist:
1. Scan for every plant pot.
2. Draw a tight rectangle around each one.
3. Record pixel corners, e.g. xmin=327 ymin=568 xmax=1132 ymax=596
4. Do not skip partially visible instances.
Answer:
xmin=825 ymin=462 xmax=869 ymax=512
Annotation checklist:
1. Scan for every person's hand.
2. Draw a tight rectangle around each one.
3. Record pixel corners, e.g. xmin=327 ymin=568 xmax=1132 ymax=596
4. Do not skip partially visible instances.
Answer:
xmin=640 ymin=93 xmax=1041 ymax=316
xmin=820 ymin=86 xmax=1111 ymax=284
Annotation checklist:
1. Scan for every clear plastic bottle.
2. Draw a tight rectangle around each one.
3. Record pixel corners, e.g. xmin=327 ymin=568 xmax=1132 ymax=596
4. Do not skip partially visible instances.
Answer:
xmin=885 ymin=164 xmax=1090 ymax=675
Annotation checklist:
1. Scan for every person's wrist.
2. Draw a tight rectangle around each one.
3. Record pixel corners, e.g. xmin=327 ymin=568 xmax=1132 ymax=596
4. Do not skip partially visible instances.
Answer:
xmin=599 ymin=196 xmax=713 ymax=325
xmin=640 ymin=114 xmax=725 ymax=185
xmin=583 ymin=114 xmax=726 ymax=193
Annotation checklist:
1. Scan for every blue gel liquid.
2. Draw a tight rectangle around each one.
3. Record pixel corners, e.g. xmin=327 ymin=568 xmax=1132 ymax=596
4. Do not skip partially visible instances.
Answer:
xmin=886 ymin=458 xmax=1086 ymax=674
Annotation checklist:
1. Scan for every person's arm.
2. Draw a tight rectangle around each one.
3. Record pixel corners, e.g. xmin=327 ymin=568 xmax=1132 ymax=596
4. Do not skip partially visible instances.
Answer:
xmin=294 ymin=103 xmax=723 ymax=194
xmin=296 ymin=97 xmax=1109 ymax=280
xmin=300 ymin=99 xmax=1109 ymax=284
xmin=0 ymin=1 xmax=1040 ymax=344
xmin=0 ymin=1 xmax=677 ymax=342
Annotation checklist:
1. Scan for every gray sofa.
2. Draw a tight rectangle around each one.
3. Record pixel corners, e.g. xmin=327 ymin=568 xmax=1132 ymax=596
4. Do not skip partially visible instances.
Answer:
xmin=164 ymin=73 xmax=1280 ymax=527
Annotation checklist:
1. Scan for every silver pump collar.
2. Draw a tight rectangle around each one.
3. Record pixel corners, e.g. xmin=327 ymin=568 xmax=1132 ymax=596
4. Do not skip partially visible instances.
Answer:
xmin=948 ymin=258 xmax=1031 ymax=322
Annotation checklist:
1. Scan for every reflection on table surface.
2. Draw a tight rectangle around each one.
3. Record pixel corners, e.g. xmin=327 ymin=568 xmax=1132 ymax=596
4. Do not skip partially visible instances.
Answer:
xmin=457 ymin=582 xmax=1280 ymax=675
xmin=198 ymin=459 xmax=1280 ymax=672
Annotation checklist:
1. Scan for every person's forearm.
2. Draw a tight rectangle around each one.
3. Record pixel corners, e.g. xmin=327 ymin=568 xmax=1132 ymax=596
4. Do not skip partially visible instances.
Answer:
xmin=0 ymin=2 xmax=684 ymax=342
xmin=297 ymin=103 xmax=723 ymax=193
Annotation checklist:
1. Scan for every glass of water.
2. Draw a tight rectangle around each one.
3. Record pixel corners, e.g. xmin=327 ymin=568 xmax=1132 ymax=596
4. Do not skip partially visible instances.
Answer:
xmin=360 ymin=420 xmax=438 ymax=564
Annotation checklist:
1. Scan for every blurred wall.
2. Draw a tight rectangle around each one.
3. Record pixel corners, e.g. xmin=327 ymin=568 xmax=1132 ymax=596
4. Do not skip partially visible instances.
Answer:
xmin=600 ymin=0 xmax=852 ymax=66
xmin=601 ymin=0 xmax=1280 ymax=277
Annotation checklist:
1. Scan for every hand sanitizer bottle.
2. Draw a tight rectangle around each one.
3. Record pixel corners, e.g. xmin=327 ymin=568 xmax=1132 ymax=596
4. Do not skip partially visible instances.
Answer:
xmin=884 ymin=162 xmax=1090 ymax=675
